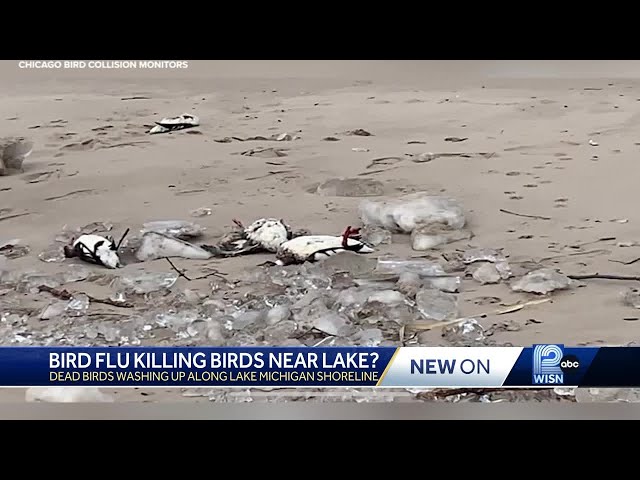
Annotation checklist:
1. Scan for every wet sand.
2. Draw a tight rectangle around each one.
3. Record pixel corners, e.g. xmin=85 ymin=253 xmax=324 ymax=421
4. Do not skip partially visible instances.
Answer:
xmin=2 ymin=60 xmax=640 ymax=403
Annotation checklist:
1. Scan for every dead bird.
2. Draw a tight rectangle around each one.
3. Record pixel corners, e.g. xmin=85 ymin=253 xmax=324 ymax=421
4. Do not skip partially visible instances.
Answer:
xmin=201 ymin=218 xmax=308 ymax=257
xmin=148 ymin=114 xmax=199 ymax=134
xmin=63 ymin=228 xmax=129 ymax=269
xmin=275 ymin=226 xmax=374 ymax=266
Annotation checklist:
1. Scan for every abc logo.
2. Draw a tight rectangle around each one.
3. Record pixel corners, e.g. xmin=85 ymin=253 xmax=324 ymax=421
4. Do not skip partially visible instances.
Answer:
xmin=560 ymin=354 xmax=580 ymax=372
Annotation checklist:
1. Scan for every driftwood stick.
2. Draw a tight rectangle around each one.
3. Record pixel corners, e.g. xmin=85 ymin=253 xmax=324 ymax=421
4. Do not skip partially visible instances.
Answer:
xmin=164 ymin=257 xmax=227 ymax=281
xmin=37 ymin=285 xmax=134 ymax=308
xmin=499 ymin=208 xmax=551 ymax=221
xmin=609 ymin=257 xmax=640 ymax=266
xmin=567 ymin=274 xmax=640 ymax=281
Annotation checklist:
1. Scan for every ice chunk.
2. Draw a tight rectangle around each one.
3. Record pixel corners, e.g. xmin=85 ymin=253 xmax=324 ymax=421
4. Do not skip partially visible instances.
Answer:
xmin=511 ymin=268 xmax=573 ymax=295
xmin=206 ymin=321 xmax=226 ymax=345
xmin=575 ymin=388 xmax=640 ymax=403
xmin=495 ymin=260 xmax=513 ymax=280
xmin=141 ymin=220 xmax=205 ymax=239
xmin=66 ymin=294 xmax=90 ymax=314
xmin=0 ymin=137 xmax=33 ymax=175
xmin=359 ymin=192 xmax=466 ymax=233
xmin=472 ymin=263 xmax=501 ymax=284
xmin=367 ymin=290 xmax=406 ymax=305
xmin=360 ymin=225 xmax=392 ymax=246
xmin=376 ymin=257 xmax=447 ymax=276
xmin=263 ymin=320 xmax=299 ymax=343
xmin=135 ymin=231 xmax=212 ymax=261
xmin=462 ymin=248 xmax=505 ymax=264
xmin=396 ymin=272 xmax=422 ymax=298
xmin=316 ymin=252 xmax=377 ymax=277
xmin=623 ymin=289 xmax=640 ymax=309
xmin=411 ymin=224 xmax=472 ymax=251
xmin=38 ymin=245 xmax=66 ymax=263
xmin=442 ymin=318 xmax=486 ymax=345
xmin=40 ymin=301 xmax=70 ymax=320
xmin=230 ymin=310 xmax=264 ymax=330
xmin=190 ymin=207 xmax=212 ymax=217
xmin=376 ymin=258 xmax=460 ymax=292
xmin=415 ymin=288 xmax=459 ymax=321
xmin=313 ymin=313 xmax=352 ymax=336
xmin=112 ymin=271 xmax=179 ymax=294
xmin=351 ymin=328 xmax=383 ymax=346
xmin=60 ymin=265 xmax=93 ymax=283
xmin=25 ymin=387 xmax=113 ymax=403
xmin=0 ymin=239 xmax=29 ymax=259
xmin=266 ymin=304 xmax=291 ymax=325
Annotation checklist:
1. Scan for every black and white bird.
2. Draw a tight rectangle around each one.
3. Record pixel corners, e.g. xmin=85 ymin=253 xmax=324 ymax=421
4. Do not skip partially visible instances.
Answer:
xmin=202 ymin=218 xmax=306 ymax=257
xmin=63 ymin=228 xmax=129 ymax=269
xmin=275 ymin=226 xmax=374 ymax=266
xmin=148 ymin=114 xmax=199 ymax=135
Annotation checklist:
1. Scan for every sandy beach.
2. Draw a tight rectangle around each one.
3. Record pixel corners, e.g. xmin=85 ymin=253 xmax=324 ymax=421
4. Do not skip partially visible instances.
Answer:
xmin=2 ymin=60 xmax=640 ymax=404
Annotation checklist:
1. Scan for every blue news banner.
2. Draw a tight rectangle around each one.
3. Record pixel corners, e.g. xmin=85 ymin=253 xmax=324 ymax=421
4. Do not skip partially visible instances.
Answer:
xmin=0 ymin=344 xmax=638 ymax=388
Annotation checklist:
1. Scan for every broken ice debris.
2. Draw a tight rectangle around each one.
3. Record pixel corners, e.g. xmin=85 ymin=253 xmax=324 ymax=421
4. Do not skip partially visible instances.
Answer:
xmin=472 ymin=263 xmax=502 ymax=284
xmin=312 ymin=177 xmax=385 ymax=197
xmin=0 ymin=239 xmax=30 ymax=259
xmin=462 ymin=247 xmax=512 ymax=279
xmin=375 ymin=257 xmax=461 ymax=292
xmin=396 ymin=272 xmax=422 ymax=298
xmin=575 ymin=388 xmax=640 ymax=403
xmin=359 ymin=192 xmax=466 ymax=233
xmin=411 ymin=224 xmax=472 ymax=251
xmin=0 ymin=137 xmax=34 ymax=176
xmin=190 ymin=207 xmax=212 ymax=217
xmin=510 ymin=268 xmax=573 ymax=295
xmin=135 ymin=231 xmax=213 ymax=261
xmin=462 ymin=248 xmax=505 ymax=264
xmin=352 ymin=328 xmax=383 ymax=346
xmin=312 ymin=313 xmax=353 ymax=336
xmin=141 ymin=220 xmax=205 ymax=239
xmin=39 ymin=301 xmax=69 ymax=320
xmin=148 ymin=113 xmax=199 ymax=135
xmin=266 ymin=305 xmax=291 ymax=325
xmin=111 ymin=271 xmax=179 ymax=294
xmin=25 ymin=387 xmax=114 ymax=403
xmin=442 ymin=318 xmax=486 ymax=345
xmin=623 ymin=288 xmax=640 ymax=309
xmin=367 ymin=290 xmax=406 ymax=305
xmin=360 ymin=225 xmax=392 ymax=246
xmin=38 ymin=245 xmax=66 ymax=263
xmin=66 ymin=294 xmax=90 ymax=314
xmin=415 ymin=288 xmax=459 ymax=321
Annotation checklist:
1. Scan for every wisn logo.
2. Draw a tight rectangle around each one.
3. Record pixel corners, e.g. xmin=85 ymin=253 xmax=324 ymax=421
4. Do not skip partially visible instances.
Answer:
xmin=532 ymin=344 xmax=580 ymax=385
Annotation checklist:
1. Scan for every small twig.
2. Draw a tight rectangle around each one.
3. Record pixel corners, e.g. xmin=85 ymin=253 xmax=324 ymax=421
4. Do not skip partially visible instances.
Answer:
xmin=245 ymin=170 xmax=292 ymax=181
xmin=358 ymin=166 xmax=401 ymax=176
xmin=610 ymin=257 xmax=640 ymax=265
xmin=407 ymin=298 xmax=552 ymax=331
xmin=44 ymin=189 xmax=94 ymax=201
xmin=164 ymin=257 xmax=227 ymax=281
xmin=365 ymin=156 xmax=404 ymax=169
xmin=569 ymin=237 xmax=616 ymax=249
xmin=537 ymin=248 xmax=610 ymax=263
xmin=37 ymin=285 xmax=134 ymax=308
xmin=499 ymin=208 xmax=551 ymax=220
xmin=0 ymin=212 xmax=31 ymax=222
xmin=567 ymin=273 xmax=640 ymax=281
